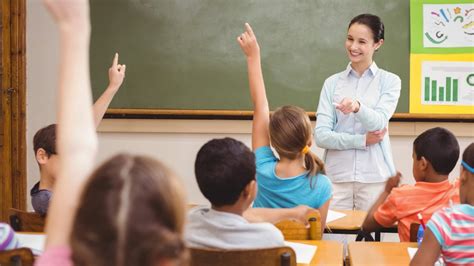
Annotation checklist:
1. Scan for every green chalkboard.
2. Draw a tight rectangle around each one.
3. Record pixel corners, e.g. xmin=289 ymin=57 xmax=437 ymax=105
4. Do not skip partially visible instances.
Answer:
xmin=90 ymin=0 xmax=410 ymax=114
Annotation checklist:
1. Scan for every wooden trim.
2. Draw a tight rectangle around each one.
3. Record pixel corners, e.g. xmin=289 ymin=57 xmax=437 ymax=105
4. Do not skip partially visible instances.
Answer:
xmin=0 ymin=0 xmax=26 ymax=222
xmin=105 ymin=108 xmax=474 ymax=122
xmin=1 ymin=0 xmax=13 ymax=223
xmin=10 ymin=0 xmax=27 ymax=213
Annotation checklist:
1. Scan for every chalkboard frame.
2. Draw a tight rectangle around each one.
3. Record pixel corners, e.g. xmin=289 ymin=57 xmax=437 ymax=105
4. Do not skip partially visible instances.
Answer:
xmin=104 ymin=109 xmax=474 ymax=122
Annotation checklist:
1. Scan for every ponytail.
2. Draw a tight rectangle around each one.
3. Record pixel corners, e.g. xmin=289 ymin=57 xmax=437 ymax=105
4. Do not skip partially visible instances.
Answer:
xmin=304 ymin=151 xmax=326 ymax=188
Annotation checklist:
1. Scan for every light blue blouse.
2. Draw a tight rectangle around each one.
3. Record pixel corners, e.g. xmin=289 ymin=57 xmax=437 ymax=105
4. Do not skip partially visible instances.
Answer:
xmin=315 ymin=62 xmax=401 ymax=183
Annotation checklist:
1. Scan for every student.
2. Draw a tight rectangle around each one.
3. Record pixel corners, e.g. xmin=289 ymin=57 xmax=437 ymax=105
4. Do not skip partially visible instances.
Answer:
xmin=36 ymin=1 xmax=187 ymax=265
xmin=186 ymin=137 xmax=315 ymax=249
xmin=411 ymin=143 xmax=474 ymax=266
xmin=362 ymin=127 xmax=460 ymax=242
xmin=0 ymin=223 xmax=19 ymax=251
xmin=237 ymin=23 xmax=332 ymax=229
xmin=30 ymin=53 xmax=126 ymax=215
xmin=315 ymin=14 xmax=401 ymax=212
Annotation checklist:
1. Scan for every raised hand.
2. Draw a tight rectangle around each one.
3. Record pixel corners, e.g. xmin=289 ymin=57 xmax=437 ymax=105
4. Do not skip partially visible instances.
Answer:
xmin=237 ymin=23 xmax=260 ymax=59
xmin=108 ymin=53 xmax=126 ymax=91
xmin=42 ymin=0 xmax=90 ymax=33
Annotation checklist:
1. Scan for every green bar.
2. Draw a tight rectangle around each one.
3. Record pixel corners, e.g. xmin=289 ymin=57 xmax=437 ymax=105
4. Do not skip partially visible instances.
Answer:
xmin=432 ymin=80 xmax=437 ymax=101
xmin=439 ymin=86 xmax=444 ymax=101
xmin=446 ymin=77 xmax=451 ymax=101
xmin=453 ymin=79 xmax=458 ymax=102
xmin=424 ymin=77 xmax=430 ymax=101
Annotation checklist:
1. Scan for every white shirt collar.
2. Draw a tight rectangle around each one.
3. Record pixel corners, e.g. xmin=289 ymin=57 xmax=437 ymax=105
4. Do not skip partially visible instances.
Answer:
xmin=345 ymin=62 xmax=379 ymax=77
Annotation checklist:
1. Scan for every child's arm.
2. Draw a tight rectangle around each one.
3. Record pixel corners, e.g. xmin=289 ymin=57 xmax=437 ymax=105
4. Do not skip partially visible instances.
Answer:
xmin=42 ymin=0 xmax=97 ymax=248
xmin=362 ymin=172 xmax=401 ymax=232
xmin=318 ymin=200 xmax=330 ymax=232
xmin=237 ymin=23 xmax=270 ymax=150
xmin=243 ymin=205 xmax=317 ymax=226
xmin=410 ymin=228 xmax=441 ymax=266
xmin=92 ymin=53 xmax=126 ymax=127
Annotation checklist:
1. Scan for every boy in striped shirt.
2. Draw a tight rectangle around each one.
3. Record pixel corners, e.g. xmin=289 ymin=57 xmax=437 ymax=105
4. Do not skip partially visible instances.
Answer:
xmin=411 ymin=143 xmax=474 ymax=265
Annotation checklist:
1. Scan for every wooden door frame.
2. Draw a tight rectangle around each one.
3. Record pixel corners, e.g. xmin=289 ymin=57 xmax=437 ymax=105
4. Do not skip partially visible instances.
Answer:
xmin=1 ymin=0 xmax=26 ymax=222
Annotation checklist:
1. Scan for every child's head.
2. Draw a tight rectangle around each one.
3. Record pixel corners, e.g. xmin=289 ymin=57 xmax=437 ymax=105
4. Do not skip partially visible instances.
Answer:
xmin=270 ymin=105 xmax=325 ymax=176
xmin=412 ymin=127 xmax=459 ymax=181
xmin=346 ymin=14 xmax=384 ymax=65
xmin=70 ymin=154 xmax=188 ymax=266
xmin=33 ymin=124 xmax=59 ymax=178
xmin=195 ymin=138 xmax=256 ymax=210
xmin=460 ymin=143 xmax=474 ymax=204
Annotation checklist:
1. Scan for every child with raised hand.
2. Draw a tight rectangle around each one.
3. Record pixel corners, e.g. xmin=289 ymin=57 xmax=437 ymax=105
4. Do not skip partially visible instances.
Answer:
xmin=31 ymin=52 xmax=126 ymax=216
xmin=411 ymin=143 xmax=474 ymax=266
xmin=237 ymin=23 xmax=333 ymax=229
xmin=36 ymin=0 xmax=187 ymax=265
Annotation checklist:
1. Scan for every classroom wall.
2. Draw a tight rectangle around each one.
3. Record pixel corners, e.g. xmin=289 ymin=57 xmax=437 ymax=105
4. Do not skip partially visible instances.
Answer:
xmin=27 ymin=1 xmax=473 ymax=210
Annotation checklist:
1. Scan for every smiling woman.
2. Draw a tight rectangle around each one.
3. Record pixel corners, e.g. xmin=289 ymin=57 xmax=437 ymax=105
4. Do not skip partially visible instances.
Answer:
xmin=314 ymin=14 xmax=401 ymax=212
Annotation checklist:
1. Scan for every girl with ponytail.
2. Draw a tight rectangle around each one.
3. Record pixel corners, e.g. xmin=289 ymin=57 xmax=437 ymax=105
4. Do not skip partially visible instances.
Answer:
xmin=36 ymin=1 xmax=188 ymax=265
xmin=238 ymin=23 xmax=332 ymax=230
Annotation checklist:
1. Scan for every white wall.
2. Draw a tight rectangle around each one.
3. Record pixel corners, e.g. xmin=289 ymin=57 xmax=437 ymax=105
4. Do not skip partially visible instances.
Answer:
xmin=27 ymin=1 xmax=473 ymax=210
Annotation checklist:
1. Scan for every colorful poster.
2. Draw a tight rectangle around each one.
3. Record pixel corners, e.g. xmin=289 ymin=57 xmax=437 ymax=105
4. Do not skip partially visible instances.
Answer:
xmin=423 ymin=4 xmax=474 ymax=48
xmin=411 ymin=0 xmax=473 ymax=54
xmin=410 ymin=0 xmax=473 ymax=115
xmin=410 ymin=54 xmax=474 ymax=114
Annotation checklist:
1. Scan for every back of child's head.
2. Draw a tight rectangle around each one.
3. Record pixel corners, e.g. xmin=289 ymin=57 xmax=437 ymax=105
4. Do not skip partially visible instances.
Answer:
xmin=413 ymin=127 xmax=459 ymax=175
xmin=462 ymin=143 xmax=474 ymax=176
xmin=269 ymin=105 xmax=325 ymax=177
xmin=195 ymin=137 xmax=255 ymax=207
xmin=70 ymin=154 xmax=188 ymax=266
xmin=33 ymin=124 xmax=57 ymax=157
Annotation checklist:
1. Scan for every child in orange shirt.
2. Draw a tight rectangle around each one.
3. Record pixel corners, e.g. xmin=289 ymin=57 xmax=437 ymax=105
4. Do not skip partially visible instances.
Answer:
xmin=362 ymin=127 xmax=460 ymax=241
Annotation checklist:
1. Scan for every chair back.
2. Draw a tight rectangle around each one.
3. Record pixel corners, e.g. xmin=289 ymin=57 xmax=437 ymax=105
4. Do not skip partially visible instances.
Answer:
xmin=0 ymin=248 xmax=35 ymax=266
xmin=8 ymin=208 xmax=45 ymax=232
xmin=190 ymin=246 xmax=296 ymax=266
xmin=275 ymin=211 xmax=321 ymax=240
xmin=410 ymin=223 xmax=421 ymax=242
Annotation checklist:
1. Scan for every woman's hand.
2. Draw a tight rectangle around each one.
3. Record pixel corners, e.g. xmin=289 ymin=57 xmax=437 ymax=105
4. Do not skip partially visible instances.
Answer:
xmin=334 ymin=97 xmax=360 ymax=114
xmin=366 ymin=128 xmax=387 ymax=146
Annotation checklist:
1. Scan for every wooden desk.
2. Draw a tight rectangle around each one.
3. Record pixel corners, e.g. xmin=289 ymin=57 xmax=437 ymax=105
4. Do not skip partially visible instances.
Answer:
xmin=326 ymin=210 xmax=367 ymax=232
xmin=291 ymin=240 xmax=343 ymax=266
xmin=325 ymin=210 xmax=398 ymax=241
xmin=348 ymin=242 xmax=418 ymax=266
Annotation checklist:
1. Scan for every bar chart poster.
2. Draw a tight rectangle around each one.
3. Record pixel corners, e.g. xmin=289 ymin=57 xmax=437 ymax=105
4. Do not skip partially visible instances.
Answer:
xmin=410 ymin=53 xmax=474 ymax=114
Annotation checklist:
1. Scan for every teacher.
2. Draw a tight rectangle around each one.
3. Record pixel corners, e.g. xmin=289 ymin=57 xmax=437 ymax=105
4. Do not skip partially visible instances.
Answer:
xmin=315 ymin=14 xmax=401 ymax=211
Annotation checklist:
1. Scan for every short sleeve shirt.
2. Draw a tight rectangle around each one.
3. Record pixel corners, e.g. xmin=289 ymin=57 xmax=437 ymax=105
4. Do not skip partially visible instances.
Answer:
xmin=253 ymin=146 xmax=333 ymax=209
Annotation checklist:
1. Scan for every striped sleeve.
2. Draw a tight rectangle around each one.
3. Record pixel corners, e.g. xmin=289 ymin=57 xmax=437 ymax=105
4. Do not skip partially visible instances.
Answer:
xmin=427 ymin=210 xmax=449 ymax=248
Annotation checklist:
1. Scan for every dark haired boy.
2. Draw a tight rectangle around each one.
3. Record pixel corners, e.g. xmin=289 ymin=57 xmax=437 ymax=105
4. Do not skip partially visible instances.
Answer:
xmin=30 ymin=53 xmax=126 ymax=215
xmin=186 ymin=137 xmax=313 ymax=249
xmin=362 ymin=127 xmax=460 ymax=242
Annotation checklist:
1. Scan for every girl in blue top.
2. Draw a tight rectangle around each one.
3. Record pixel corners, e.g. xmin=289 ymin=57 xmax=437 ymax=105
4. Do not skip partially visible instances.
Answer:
xmin=237 ymin=23 xmax=333 ymax=229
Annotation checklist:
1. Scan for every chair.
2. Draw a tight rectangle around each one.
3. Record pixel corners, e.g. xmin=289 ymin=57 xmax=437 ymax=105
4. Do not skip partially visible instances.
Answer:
xmin=274 ymin=211 xmax=321 ymax=240
xmin=410 ymin=223 xmax=421 ymax=242
xmin=190 ymin=246 xmax=296 ymax=266
xmin=8 ymin=208 xmax=46 ymax=232
xmin=0 ymin=248 xmax=35 ymax=266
